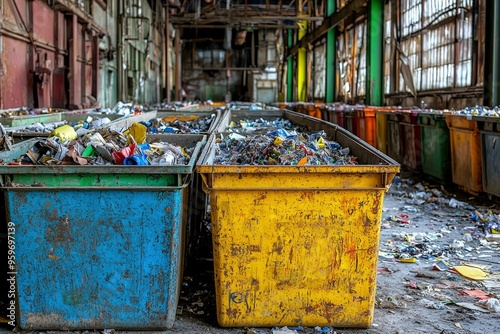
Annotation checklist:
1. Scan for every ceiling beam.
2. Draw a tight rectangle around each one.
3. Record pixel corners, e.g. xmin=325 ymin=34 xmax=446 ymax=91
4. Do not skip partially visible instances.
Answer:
xmin=287 ymin=0 xmax=367 ymax=58
xmin=171 ymin=14 xmax=324 ymax=23
xmin=177 ymin=24 xmax=300 ymax=29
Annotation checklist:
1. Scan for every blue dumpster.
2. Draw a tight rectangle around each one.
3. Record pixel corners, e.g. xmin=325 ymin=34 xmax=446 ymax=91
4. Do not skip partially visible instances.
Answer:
xmin=0 ymin=134 xmax=205 ymax=330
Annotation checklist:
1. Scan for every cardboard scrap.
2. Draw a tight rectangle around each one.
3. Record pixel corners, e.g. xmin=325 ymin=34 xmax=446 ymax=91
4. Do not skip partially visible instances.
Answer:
xmin=459 ymin=289 xmax=490 ymax=300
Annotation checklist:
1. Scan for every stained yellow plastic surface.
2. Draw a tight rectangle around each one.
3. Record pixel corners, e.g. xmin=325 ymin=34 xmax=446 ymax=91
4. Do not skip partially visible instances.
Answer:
xmin=375 ymin=111 xmax=388 ymax=154
xmin=445 ymin=115 xmax=483 ymax=194
xmin=297 ymin=17 xmax=308 ymax=102
xmin=49 ymin=124 xmax=77 ymax=141
xmin=454 ymin=265 xmax=489 ymax=280
xmin=198 ymin=164 xmax=398 ymax=328
xmin=125 ymin=122 xmax=147 ymax=144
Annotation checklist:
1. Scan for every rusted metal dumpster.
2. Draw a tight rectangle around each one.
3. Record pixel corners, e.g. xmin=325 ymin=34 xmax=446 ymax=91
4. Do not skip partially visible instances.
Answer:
xmin=0 ymin=134 xmax=206 ymax=330
xmin=198 ymin=110 xmax=400 ymax=328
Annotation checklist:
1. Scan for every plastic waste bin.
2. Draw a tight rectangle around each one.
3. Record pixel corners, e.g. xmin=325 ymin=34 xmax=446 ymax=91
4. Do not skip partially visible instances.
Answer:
xmin=445 ymin=114 xmax=483 ymax=194
xmin=374 ymin=108 xmax=393 ymax=154
xmin=386 ymin=111 xmax=402 ymax=163
xmin=358 ymin=107 xmax=377 ymax=148
xmin=333 ymin=105 xmax=345 ymax=128
xmin=477 ymin=116 xmax=500 ymax=198
xmin=0 ymin=133 xmax=206 ymax=330
xmin=399 ymin=109 xmax=422 ymax=170
xmin=418 ymin=112 xmax=451 ymax=183
xmin=343 ymin=106 xmax=355 ymax=134
xmin=320 ymin=105 xmax=331 ymax=123
xmin=352 ymin=105 xmax=363 ymax=139
xmin=199 ymin=110 xmax=400 ymax=328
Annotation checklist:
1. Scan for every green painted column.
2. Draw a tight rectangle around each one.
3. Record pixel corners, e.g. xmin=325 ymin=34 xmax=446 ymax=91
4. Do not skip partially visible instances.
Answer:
xmin=325 ymin=0 xmax=336 ymax=103
xmin=367 ymin=0 xmax=384 ymax=106
xmin=287 ymin=29 xmax=294 ymax=102
xmin=485 ymin=0 xmax=500 ymax=107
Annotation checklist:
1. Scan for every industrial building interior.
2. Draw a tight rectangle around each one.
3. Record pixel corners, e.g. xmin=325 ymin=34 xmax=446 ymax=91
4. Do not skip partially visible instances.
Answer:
xmin=0 ymin=0 xmax=495 ymax=109
xmin=1 ymin=0 xmax=500 ymax=333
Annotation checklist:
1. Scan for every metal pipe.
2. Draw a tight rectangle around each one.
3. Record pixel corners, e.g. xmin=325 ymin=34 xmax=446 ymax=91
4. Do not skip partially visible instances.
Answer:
xmin=325 ymin=0 xmax=336 ymax=103
xmin=174 ymin=34 xmax=181 ymax=100
xmin=287 ymin=29 xmax=293 ymax=102
xmin=117 ymin=0 xmax=123 ymax=102
xmin=165 ymin=3 xmax=171 ymax=102
xmin=28 ymin=0 xmax=35 ymax=107
xmin=175 ymin=24 xmax=299 ymax=29
xmin=367 ymin=0 xmax=384 ymax=106
xmin=297 ymin=0 xmax=307 ymax=101
xmin=170 ymin=15 xmax=325 ymax=22
xmin=251 ymin=30 xmax=255 ymax=67
xmin=484 ymin=0 xmax=500 ymax=106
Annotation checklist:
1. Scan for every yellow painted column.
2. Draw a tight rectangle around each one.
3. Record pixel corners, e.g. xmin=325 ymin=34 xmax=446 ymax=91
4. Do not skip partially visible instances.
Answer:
xmin=297 ymin=18 xmax=307 ymax=101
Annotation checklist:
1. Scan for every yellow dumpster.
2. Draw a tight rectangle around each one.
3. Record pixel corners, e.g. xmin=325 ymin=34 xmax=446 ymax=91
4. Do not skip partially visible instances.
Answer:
xmin=197 ymin=110 xmax=399 ymax=328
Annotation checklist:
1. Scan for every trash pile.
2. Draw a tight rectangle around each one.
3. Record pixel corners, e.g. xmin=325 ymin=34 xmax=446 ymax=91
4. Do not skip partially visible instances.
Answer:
xmin=451 ymin=105 xmax=500 ymax=117
xmin=143 ymin=114 xmax=217 ymax=134
xmin=228 ymin=102 xmax=264 ymax=110
xmin=0 ymin=107 xmax=64 ymax=117
xmin=10 ymin=115 xmax=113 ymax=135
xmin=2 ymin=122 xmax=193 ymax=166
xmin=226 ymin=118 xmax=303 ymax=134
xmin=214 ymin=128 xmax=357 ymax=166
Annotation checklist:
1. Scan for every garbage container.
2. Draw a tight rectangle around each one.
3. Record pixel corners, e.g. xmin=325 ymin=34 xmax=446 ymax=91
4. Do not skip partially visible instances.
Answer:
xmin=417 ymin=112 xmax=451 ymax=183
xmin=399 ymin=109 xmax=422 ymax=170
xmin=477 ymin=116 xmax=500 ymax=198
xmin=387 ymin=111 xmax=403 ymax=163
xmin=199 ymin=110 xmax=399 ymax=328
xmin=374 ymin=108 xmax=393 ymax=154
xmin=343 ymin=106 xmax=355 ymax=134
xmin=320 ymin=105 xmax=332 ymax=123
xmin=352 ymin=105 xmax=364 ymax=139
xmin=358 ymin=107 xmax=377 ymax=148
xmin=0 ymin=133 xmax=206 ymax=330
xmin=6 ymin=111 xmax=131 ymax=143
xmin=0 ymin=110 xmax=69 ymax=127
xmin=445 ymin=114 xmax=483 ymax=194
xmin=333 ymin=105 xmax=345 ymax=128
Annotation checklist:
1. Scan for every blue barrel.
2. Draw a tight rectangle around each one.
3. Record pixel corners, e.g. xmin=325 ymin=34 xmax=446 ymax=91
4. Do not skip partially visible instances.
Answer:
xmin=0 ymin=134 xmax=205 ymax=330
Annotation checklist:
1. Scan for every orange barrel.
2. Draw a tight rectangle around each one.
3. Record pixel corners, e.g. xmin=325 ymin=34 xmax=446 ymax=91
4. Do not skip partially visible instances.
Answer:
xmin=445 ymin=114 xmax=483 ymax=194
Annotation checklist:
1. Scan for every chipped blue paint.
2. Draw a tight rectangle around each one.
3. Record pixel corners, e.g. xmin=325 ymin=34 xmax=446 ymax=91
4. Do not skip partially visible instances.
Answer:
xmin=6 ymin=186 xmax=188 ymax=330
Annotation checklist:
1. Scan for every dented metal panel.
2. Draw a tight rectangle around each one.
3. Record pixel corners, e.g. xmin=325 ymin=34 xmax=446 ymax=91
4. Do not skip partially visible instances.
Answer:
xmin=1 ymin=37 xmax=29 ymax=108
xmin=32 ymin=1 xmax=54 ymax=45
xmin=4 ymin=186 xmax=187 ymax=330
